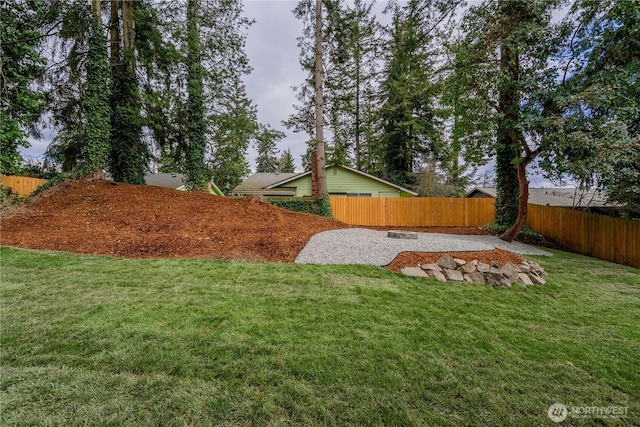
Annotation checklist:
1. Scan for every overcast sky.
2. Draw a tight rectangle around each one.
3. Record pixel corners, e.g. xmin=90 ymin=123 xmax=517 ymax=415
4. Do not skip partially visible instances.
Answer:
xmin=243 ymin=1 xmax=307 ymax=172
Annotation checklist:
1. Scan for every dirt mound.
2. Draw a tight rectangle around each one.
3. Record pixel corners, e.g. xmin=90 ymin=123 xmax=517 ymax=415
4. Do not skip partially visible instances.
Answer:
xmin=0 ymin=179 xmax=347 ymax=262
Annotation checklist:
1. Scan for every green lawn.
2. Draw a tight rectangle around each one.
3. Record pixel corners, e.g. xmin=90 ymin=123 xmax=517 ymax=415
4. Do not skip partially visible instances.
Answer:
xmin=1 ymin=247 xmax=638 ymax=426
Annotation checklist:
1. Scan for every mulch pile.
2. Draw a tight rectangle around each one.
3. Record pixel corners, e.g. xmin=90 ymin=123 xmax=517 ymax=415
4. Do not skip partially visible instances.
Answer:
xmin=0 ymin=178 xmax=347 ymax=262
xmin=1 ymin=178 xmax=535 ymax=268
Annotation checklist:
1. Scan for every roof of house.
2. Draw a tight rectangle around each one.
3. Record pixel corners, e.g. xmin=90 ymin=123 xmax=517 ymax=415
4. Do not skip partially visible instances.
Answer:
xmin=466 ymin=187 xmax=611 ymax=207
xmin=232 ymin=172 xmax=299 ymax=196
xmin=145 ymin=173 xmax=185 ymax=189
xmin=145 ymin=173 xmax=224 ymax=196
xmin=262 ymin=165 xmax=418 ymax=196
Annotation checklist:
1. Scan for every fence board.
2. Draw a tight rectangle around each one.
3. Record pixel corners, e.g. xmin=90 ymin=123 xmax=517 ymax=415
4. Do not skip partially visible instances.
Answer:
xmin=329 ymin=197 xmax=495 ymax=227
xmin=527 ymin=204 xmax=640 ymax=269
xmin=0 ymin=175 xmax=48 ymax=196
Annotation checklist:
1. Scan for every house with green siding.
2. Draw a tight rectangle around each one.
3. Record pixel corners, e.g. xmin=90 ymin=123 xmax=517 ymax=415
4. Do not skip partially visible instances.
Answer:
xmin=232 ymin=165 xmax=417 ymax=198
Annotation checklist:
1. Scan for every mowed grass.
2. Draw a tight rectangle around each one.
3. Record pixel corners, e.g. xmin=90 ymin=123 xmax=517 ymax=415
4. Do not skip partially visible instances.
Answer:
xmin=1 ymin=247 xmax=639 ymax=426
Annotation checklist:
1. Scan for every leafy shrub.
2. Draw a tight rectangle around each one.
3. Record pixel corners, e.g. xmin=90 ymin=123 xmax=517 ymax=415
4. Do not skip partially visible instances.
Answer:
xmin=316 ymin=195 xmax=333 ymax=218
xmin=0 ymin=185 xmax=26 ymax=204
xmin=271 ymin=197 xmax=334 ymax=219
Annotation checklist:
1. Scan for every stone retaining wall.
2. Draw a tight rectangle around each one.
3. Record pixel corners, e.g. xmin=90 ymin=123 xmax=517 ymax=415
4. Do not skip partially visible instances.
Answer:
xmin=400 ymin=254 xmax=546 ymax=287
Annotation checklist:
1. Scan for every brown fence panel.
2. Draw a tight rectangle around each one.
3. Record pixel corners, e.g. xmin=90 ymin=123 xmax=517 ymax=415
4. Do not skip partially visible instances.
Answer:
xmin=0 ymin=175 xmax=48 ymax=196
xmin=527 ymin=204 xmax=640 ymax=269
xmin=329 ymin=197 xmax=495 ymax=227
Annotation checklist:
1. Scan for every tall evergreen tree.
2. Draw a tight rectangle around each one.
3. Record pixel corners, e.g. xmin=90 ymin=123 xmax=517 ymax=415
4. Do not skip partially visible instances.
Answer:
xmin=279 ymin=149 xmax=296 ymax=173
xmin=378 ymin=0 xmax=449 ymax=188
xmin=0 ymin=0 xmax=48 ymax=173
xmin=325 ymin=0 xmax=380 ymax=171
xmin=208 ymin=80 xmax=257 ymax=195
xmin=314 ymin=0 xmax=328 ymax=196
xmin=255 ymin=125 xmax=285 ymax=173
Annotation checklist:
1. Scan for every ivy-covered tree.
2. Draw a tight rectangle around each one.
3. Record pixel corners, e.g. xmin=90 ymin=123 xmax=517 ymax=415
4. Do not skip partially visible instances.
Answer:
xmin=108 ymin=0 xmax=147 ymax=184
xmin=184 ymin=0 xmax=208 ymax=190
xmin=0 ymin=0 xmax=48 ymax=174
xmin=83 ymin=0 xmax=111 ymax=174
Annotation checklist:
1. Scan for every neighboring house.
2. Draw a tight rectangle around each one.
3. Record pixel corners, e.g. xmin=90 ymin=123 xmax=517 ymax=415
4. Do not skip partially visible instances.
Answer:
xmin=144 ymin=173 xmax=224 ymax=196
xmin=465 ymin=187 xmax=611 ymax=208
xmin=232 ymin=165 xmax=417 ymax=197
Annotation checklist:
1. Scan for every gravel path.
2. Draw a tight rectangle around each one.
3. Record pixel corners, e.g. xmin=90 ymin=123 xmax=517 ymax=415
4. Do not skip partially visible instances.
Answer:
xmin=295 ymin=228 xmax=552 ymax=265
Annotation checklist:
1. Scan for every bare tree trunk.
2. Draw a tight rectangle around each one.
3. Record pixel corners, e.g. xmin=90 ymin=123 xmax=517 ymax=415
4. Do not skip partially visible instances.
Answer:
xmin=314 ymin=0 xmax=328 ymax=196
xmin=109 ymin=0 xmax=120 ymax=71
xmin=92 ymin=0 xmax=101 ymax=18
xmin=500 ymin=160 xmax=529 ymax=242
xmin=122 ymin=0 xmax=134 ymax=58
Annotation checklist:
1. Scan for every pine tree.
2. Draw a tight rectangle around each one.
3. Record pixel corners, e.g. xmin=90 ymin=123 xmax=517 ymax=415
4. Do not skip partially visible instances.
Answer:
xmin=279 ymin=149 xmax=296 ymax=173
xmin=325 ymin=0 xmax=380 ymax=171
xmin=0 ymin=0 xmax=48 ymax=173
xmin=378 ymin=0 xmax=447 ymax=188
xmin=208 ymin=81 xmax=257 ymax=195
xmin=255 ymin=125 xmax=285 ymax=173
xmin=313 ymin=0 xmax=328 ymax=196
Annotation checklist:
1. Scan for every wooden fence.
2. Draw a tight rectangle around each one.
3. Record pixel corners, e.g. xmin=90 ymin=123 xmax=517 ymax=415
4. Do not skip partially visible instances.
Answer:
xmin=329 ymin=197 xmax=639 ymax=269
xmin=329 ymin=197 xmax=496 ymax=227
xmin=527 ymin=204 xmax=640 ymax=269
xmin=0 ymin=175 xmax=48 ymax=196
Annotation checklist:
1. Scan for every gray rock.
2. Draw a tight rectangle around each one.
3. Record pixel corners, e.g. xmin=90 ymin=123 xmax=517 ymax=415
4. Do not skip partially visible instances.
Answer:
xmin=465 ymin=272 xmax=485 ymax=284
xmin=429 ymin=270 xmax=447 ymax=282
xmin=437 ymin=254 xmax=458 ymax=270
xmin=502 ymin=262 xmax=519 ymax=278
xmin=485 ymin=274 xmax=500 ymax=286
xmin=458 ymin=262 xmax=477 ymax=274
xmin=477 ymin=262 xmax=491 ymax=273
xmin=498 ymin=277 xmax=512 ymax=287
xmin=421 ymin=263 xmax=442 ymax=272
xmin=518 ymin=273 xmax=534 ymax=286
xmin=529 ymin=261 xmax=547 ymax=276
xmin=401 ymin=267 xmax=428 ymax=277
xmin=491 ymin=261 xmax=500 ymax=268
xmin=443 ymin=269 xmax=464 ymax=282
xmin=529 ymin=274 xmax=546 ymax=285
xmin=454 ymin=258 xmax=467 ymax=267
xmin=488 ymin=267 xmax=504 ymax=280
xmin=518 ymin=263 xmax=531 ymax=273
xmin=463 ymin=274 xmax=475 ymax=282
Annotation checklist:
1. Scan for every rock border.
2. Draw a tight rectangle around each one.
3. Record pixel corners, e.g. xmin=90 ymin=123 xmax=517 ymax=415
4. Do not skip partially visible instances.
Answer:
xmin=400 ymin=254 xmax=546 ymax=287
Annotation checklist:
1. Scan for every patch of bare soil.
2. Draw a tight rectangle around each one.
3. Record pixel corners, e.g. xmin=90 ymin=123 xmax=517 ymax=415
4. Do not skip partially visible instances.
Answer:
xmin=0 ymin=179 xmax=347 ymax=262
xmin=385 ymin=249 xmax=525 ymax=273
